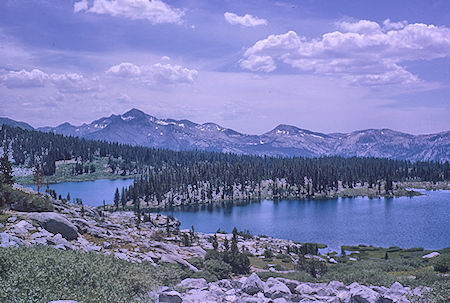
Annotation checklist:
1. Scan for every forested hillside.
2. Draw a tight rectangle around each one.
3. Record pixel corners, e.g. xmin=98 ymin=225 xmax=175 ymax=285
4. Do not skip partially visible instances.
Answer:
xmin=1 ymin=125 xmax=449 ymax=206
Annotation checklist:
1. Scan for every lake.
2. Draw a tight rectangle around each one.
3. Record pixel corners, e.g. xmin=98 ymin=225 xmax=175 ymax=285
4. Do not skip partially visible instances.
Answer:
xmin=27 ymin=178 xmax=134 ymax=207
xmin=26 ymin=178 xmax=450 ymax=251
xmin=160 ymin=190 xmax=450 ymax=251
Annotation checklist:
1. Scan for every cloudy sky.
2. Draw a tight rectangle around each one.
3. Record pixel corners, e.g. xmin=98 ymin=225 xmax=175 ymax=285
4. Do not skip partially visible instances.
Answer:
xmin=1 ymin=0 xmax=449 ymax=135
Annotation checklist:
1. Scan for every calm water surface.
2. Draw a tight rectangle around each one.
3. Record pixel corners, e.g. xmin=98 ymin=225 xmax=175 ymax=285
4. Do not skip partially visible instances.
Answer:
xmin=27 ymin=178 xmax=134 ymax=207
xmin=25 ymin=178 xmax=450 ymax=250
xmin=161 ymin=190 xmax=450 ymax=251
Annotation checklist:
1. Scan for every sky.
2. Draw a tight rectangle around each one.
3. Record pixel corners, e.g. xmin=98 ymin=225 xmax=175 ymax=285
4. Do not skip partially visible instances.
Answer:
xmin=0 ymin=0 xmax=449 ymax=135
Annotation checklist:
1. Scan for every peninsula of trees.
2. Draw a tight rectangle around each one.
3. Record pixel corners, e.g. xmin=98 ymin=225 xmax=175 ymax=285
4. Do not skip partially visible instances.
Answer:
xmin=1 ymin=125 xmax=449 ymax=209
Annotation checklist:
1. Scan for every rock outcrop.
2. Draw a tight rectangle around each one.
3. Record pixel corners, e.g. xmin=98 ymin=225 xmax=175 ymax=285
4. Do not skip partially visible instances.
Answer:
xmin=28 ymin=212 xmax=79 ymax=240
xmin=149 ymin=278 xmax=429 ymax=303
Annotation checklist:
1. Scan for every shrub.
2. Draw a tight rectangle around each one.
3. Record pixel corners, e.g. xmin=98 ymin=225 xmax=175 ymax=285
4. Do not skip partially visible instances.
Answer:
xmin=264 ymin=249 xmax=274 ymax=260
xmin=0 ymin=246 xmax=186 ymax=303
xmin=204 ymin=259 xmax=232 ymax=280
xmin=230 ymin=253 xmax=250 ymax=275
xmin=4 ymin=186 xmax=53 ymax=212
xmin=187 ymin=257 xmax=204 ymax=270
xmin=205 ymin=250 xmax=223 ymax=261
xmin=190 ymin=270 xmax=219 ymax=282
xmin=433 ymin=256 xmax=450 ymax=273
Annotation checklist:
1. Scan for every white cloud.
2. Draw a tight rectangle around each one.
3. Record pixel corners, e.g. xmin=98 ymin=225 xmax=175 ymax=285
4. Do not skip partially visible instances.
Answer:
xmin=74 ymin=0 xmax=89 ymax=13
xmin=224 ymin=12 xmax=267 ymax=27
xmin=0 ymin=69 xmax=100 ymax=93
xmin=240 ymin=55 xmax=276 ymax=72
xmin=240 ymin=20 xmax=450 ymax=86
xmin=74 ymin=0 xmax=184 ymax=24
xmin=106 ymin=62 xmax=198 ymax=84
xmin=1 ymin=69 xmax=49 ymax=88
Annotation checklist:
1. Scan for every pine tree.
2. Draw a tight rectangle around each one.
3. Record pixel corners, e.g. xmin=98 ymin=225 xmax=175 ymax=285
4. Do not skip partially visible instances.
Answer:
xmin=114 ymin=187 xmax=120 ymax=210
xmin=0 ymin=153 xmax=14 ymax=185
xmin=212 ymin=234 xmax=218 ymax=250
xmin=166 ymin=216 xmax=171 ymax=236
xmin=231 ymin=227 xmax=239 ymax=256
xmin=33 ymin=163 xmax=44 ymax=193
xmin=223 ymin=237 xmax=230 ymax=251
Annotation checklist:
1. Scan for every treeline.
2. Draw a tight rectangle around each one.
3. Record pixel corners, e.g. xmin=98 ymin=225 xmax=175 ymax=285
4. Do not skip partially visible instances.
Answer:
xmin=1 ymin=125 xmax=449 ymax=206
xmin=119 ymin=154 xmax=449 ymax=207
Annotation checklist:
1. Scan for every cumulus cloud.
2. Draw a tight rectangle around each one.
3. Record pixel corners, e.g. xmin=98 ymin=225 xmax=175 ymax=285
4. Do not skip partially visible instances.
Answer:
xmin=240 ymin=20 xmax=450 ymax=86
xmin=74 ymin=0 xmax=184 ymax=24
xmin=224 ymin=12 xmax=267 ymax=27
xmin=0 ymin=69 xmax=100 ymax=93
xmin=106 ymin=62 xmax=198 ymax=84
xmin=1 ymin=69 xmax=49 ymax=88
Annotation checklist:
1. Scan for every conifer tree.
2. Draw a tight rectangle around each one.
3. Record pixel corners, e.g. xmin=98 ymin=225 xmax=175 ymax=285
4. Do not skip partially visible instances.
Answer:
xmin=0 ymin=153 xmax=14 ymax=185
xmin=33 ymin=163 xmax=43 ymax=193
xmin=212 ymin=234 xmax=218 ymax=250
xmin=114 ymin=187 xmax=120 ymax=210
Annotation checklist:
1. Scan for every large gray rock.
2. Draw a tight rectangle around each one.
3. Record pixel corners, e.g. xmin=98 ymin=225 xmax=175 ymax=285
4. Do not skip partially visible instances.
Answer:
xmin=242 ymin=273 xmax=265 ymax=295
xmin=382 ymin=282 xmax=410 ymax=303
xmin=348 ymin=282 xmax=381 ymax=303
xmin=159 ymin=290 xmax=182 ymax=303
xmin=178 ymin=278 xmax=208 ymax=290
xmin=28 ymin=212 xmax=78 ymax=240
xmin=264 ymin=277 xmax=291 ymax=299
xmin=0 ymin=232 xmax=22 ymax=248
xmin=160 ymin=253 xmax=199 ymax=272
xmin=294 ymin=283 xmax=314 ymax=295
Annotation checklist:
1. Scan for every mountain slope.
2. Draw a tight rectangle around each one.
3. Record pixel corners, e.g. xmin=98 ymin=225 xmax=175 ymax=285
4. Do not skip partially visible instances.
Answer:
xmin=35 ymin=108 xmax=449 ymax=161
xmin=0 ymin=117 xmax=34 ymax=130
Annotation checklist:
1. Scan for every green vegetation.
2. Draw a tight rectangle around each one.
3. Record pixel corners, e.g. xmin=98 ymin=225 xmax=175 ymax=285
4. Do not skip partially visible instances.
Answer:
xmin=0 ymin=246 xmax=187 ymax=303
xmin=1 ymin=153 xmax=53 ymax=211
xmin=189 ymin=228 xmax=251 ymax=281
xmin=0 ymin=185 xmax=53 ymax=212
xmin=254 ymin=246 xmax=450 ymax=303
xmin=15 ymin=157 xmax=137 ymax=185
xmin=2 ymin=125 xmax=448 ymax=206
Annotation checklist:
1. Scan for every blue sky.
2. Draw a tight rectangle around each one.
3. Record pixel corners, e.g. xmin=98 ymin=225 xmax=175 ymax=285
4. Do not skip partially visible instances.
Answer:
xmin=0 ymin=0 xmax=449 ymax=134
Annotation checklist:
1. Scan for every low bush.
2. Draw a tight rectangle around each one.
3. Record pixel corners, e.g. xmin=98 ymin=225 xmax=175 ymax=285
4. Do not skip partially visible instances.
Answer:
xmin=1 ymin=185 xmax=53 ymax=212
xmin=433 ymin=255 xmax=450 ymax=273
xmin=204 ymin=259 xmax=232 ymax=280
xmin=0 ymin=246 xmax=186 ymax=303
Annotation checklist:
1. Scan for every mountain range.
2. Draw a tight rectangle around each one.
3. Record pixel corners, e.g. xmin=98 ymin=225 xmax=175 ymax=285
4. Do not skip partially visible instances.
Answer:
xmin=1 ymin=108 xmax=449 ymax=161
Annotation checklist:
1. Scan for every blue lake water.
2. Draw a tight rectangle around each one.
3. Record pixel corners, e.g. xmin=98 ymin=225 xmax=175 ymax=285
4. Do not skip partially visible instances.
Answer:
xmin=25 ymin=178 xmax=450 ymax=250
xmin=27 ymin=178 xmax=134 ymax=207
xmin=161 ymin=190 xmax=450 ymax=251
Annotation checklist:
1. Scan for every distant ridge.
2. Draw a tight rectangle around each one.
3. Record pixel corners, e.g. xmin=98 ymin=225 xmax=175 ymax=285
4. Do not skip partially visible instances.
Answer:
xmin=3 ymin=109 xmax=449 ymax=161
xmin=0 ymin=117 xmax=34 ymax=130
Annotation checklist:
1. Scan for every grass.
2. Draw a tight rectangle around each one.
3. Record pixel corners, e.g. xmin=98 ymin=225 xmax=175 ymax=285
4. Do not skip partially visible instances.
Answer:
xmin=250 ymin=256 xmax=296 ymax=271
xmin=0 ymin=246 xmax=188 ymax=303
xmin=15 ymin=157 xmax=138 ymax=185
xmin=255 ymin=247 xmax=450 ymax=303
xmin=341 ymin=244 xmax=430 ymax=260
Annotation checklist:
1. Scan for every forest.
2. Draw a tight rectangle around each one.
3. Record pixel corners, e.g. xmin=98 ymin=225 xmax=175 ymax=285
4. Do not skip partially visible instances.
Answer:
xmin=1 ymin=125 xmax=449 ymax=207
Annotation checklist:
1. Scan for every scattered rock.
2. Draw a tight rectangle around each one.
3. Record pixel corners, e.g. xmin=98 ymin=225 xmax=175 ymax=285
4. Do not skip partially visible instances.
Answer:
xmin=348 ymin=282 xmax=381 ymax=303
xmin=28 ymin=212 xmax=78 ymax=240
xmin=159 ymin=290 xmax=183 ymax=303
xmin=1 ymin=232 xmax=22 ymax=248
xmin=7 ymin=216 xmax=17 ymax=223
xmin=242 ymin=273 xmax=265 ymax=295
xmin=178 ymin=278 xmax=208 ymax=290
xmin=160 ymin=253 xmax=199 ymax=272
xmin=422 ymin=252 xmax=440 ymax=259
xmin=264 ymin=277 xmax=291 ymax=299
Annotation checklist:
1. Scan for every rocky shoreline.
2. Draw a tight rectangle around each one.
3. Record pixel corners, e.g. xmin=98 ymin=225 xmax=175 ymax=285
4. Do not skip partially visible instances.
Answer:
xmin=0 ymin=188 xmax=442 ymax=303
xmin=151 ymin=275 xmax=430 ymax=303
